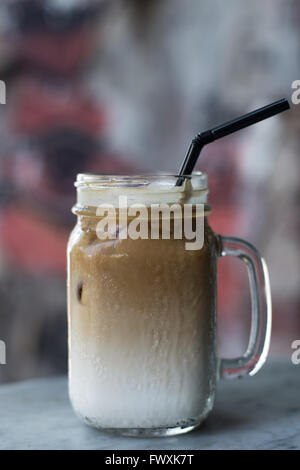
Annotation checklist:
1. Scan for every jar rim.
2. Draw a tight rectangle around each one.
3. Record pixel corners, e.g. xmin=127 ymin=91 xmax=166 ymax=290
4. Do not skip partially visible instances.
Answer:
xmin=75 ymin=172 xmax=207 ymax=190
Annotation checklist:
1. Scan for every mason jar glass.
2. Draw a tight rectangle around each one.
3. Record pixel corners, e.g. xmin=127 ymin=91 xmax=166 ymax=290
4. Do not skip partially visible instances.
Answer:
xmin=67 ymin=173 xmax=271 ymax=436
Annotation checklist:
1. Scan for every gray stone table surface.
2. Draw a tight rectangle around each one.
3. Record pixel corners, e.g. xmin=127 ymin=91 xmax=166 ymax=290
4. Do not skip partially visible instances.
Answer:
xmin=0 ymin=359 xmax=299 ymax=450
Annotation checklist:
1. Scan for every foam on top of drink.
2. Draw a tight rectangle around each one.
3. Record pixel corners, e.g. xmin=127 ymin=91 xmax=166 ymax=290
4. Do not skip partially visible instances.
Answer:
xmin=74 ymin=173 xmax=208 ymax=207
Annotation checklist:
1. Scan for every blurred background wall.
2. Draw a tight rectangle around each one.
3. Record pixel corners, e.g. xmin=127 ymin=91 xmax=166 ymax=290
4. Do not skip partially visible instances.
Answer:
xmin=0 ymin=0 xmax=299 ymax=383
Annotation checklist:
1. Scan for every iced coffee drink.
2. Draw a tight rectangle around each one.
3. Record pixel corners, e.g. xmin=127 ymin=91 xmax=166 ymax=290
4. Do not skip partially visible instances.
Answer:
xmin=67 ymin=173 xmax=271 ymax=436
xmin=67 ymin=174 xmax=217 ymax=434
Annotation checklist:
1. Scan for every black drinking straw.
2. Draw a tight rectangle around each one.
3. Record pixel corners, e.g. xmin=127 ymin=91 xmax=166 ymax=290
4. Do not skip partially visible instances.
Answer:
xmin=176 ymin=98 xmax=290 ymax=186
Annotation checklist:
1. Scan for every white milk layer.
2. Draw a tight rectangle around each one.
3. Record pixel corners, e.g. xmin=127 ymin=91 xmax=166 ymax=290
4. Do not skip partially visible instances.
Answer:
xmin=69 ymin=330 xmax=215 ymax=428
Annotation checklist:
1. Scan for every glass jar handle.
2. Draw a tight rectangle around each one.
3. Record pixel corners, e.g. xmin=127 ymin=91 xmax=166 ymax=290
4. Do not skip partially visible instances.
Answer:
xmin=218 ymin=235 xmax=272 ymax=379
